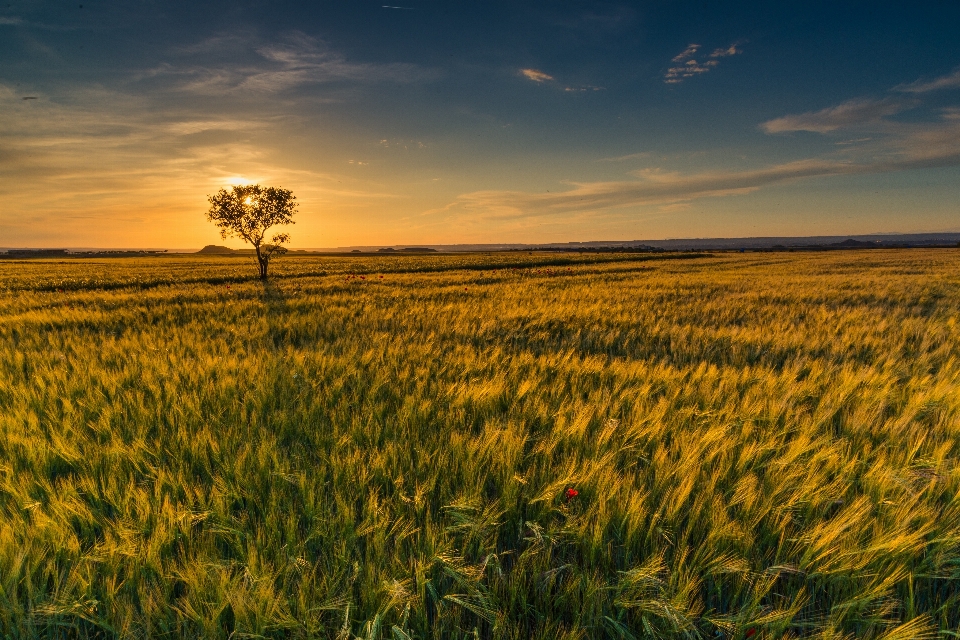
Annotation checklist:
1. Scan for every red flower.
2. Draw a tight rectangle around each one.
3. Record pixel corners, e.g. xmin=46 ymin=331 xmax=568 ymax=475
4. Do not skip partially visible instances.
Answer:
xmin=563 ymin=487 xmax=579 ymax=502
xmin=745 ymin=629 xmax=756 ymax=638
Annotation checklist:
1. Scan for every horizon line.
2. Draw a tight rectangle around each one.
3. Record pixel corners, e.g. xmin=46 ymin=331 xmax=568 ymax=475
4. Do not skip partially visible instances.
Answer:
xmin=4 ymin=231 xmax=960 ymax=253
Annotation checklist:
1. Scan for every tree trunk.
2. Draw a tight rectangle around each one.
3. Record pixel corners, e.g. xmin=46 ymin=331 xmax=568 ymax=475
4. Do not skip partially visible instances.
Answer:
xmin=255 ymin=245 xmax=268 ymax=280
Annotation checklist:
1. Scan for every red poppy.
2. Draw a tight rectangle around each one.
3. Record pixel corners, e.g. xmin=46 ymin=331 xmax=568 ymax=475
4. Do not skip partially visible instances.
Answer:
xmin=745 ymin=630 xmax=756 ymax=638
xmin=563 ymin=487 xmax=579 ymax=502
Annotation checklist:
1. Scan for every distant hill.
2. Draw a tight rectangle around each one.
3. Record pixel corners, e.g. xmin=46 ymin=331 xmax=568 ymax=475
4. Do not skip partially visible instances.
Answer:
xmin=317 ymin=233 xmax=960 ymax=253
xmin=196 ymin=245 xmax=236 ymax=254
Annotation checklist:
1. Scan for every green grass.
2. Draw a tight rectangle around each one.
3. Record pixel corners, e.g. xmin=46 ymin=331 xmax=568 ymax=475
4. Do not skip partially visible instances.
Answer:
xmin=1 ymin=250 xmax=959 ymax=639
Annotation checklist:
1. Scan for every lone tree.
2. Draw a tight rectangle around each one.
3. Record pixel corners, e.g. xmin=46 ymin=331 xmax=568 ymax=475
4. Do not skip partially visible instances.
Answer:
xmin=206 ymin=184 xmax=297 ymax=280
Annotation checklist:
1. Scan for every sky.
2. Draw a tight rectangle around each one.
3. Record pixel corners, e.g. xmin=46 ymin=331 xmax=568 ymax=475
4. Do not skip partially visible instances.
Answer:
xmin=2 ymin=1 xmax=960 ymax=248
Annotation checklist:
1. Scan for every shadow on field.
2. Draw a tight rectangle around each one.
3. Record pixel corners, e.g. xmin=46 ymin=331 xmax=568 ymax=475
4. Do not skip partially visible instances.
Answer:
xmin=259 ymin=280 xmax=291 ymax=349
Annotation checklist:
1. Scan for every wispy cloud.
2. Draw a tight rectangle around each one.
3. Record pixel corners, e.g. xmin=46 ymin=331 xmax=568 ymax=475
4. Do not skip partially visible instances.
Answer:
xmin=520 ymin=68 xmax=554 ymax=83
xmin=164 ymin=119 xmax=263 ymax=136
xmin=154 ymin=32 xmax=441 ymax=95
xmin=709 ymin=44 xmax=742 ymax=58
xmin=520 ymin=68 xmax=601 ymax=93
xmin=895 ymin=67 xmax=960 ymax=93
xmin=0 ymin=16 xmax=22 ymax=25
xmin=671 ymin=44 xmax=700 ymax=63
xmin=765 ymin=66 xmax=960 ymax=134
xmin=0 ymin=32 xmax=441 ymax=244
xmin=761 ymin=97 xmax=911 ymax=133
xmin=835 ymin=137 xmax=873 ymax=145
xmin=596 ymin=151 xmax=651 ymax=162
xmin=432 ymin=160 xmax=860 ymax=219
xmin=433 ymin=107 xmax=960 ymax=220
xmin=0 ymin=77 xmax=394 ymax=245
xmin=172 ymin=32 xmax=256 ymax=56
xmin=664 ymin=42 xmax=741 ymax=84
xmin=250 ymin=35 xmax=441 ymax=90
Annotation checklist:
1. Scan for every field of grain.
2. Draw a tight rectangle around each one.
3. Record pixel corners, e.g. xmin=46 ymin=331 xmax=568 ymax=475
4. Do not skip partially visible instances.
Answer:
xmin=1 ymin=250 xmax=959 ymax=639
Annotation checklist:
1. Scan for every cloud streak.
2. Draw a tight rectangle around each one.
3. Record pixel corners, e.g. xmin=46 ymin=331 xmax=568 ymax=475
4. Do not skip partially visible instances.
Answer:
xmin=764 ymin=66 xmax=960 ymax=135
xmin=153 ymin=32 xmax=441 ymax=95
xmin=709 ymin=44 xmax=741 ymax=58
xmin=761 ymin=97 xmax=912 ymax=133
xmin=664 ymin=42 xmax=741 ymax=84
xmin=435 ymin=110 xmax=960 ymax=219
xmin=0 ymin=76 xmax=396 ymax=247
xmin=595 ymin=151 xmax=651 ymax=162
xmin=671 ymin=44 xmax=700 ymax=62
xmin=433 ymin=160 xmax=856 ymax=219
xmin=520 ymin=68 xmax=554 ymax=83
xmin=895 ymin=67 xmax=960 ymax=93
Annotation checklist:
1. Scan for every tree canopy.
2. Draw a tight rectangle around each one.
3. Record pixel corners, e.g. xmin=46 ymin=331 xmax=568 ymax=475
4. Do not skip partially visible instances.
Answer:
xmin=206 ymin=184 xmax=297 ymax=280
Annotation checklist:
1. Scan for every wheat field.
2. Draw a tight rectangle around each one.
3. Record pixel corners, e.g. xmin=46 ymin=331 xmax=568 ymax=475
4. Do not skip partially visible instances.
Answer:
xmin=1 ymin=250 xmax=959 ymax=639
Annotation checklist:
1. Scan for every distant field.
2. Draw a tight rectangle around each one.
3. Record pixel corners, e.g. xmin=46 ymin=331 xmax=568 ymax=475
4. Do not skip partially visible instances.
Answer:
xmin=1 ymin=250 xmax=959 ymax=639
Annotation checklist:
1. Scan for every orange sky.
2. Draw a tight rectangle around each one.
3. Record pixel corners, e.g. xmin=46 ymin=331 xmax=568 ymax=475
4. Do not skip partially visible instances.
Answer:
xmin=3 ymin=4 xmax=960 ymax=248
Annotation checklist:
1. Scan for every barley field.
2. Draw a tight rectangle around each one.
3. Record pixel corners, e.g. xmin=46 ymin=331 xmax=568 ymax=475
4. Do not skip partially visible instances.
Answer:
xmin=1 ymin=250 xmax=959 ymax=639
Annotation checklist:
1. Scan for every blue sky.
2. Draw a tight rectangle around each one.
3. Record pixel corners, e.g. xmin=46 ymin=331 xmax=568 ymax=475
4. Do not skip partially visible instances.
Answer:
xmin=2 ymin=1 xmax=960 ymax=247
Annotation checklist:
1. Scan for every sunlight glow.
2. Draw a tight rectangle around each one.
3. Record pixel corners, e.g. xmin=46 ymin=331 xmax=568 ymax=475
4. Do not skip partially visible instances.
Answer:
xmin=222 ymin=175 xmax=254 ymax=186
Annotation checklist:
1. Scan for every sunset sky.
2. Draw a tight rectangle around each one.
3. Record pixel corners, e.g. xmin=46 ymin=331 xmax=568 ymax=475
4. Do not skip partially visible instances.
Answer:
xmin=2 ymin=1 xmax=960 ymax=248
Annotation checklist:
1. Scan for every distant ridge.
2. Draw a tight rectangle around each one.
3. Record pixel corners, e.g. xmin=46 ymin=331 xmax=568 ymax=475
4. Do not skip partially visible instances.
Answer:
xmin=3 ymin=233 xmax=960 ymax=255
xmin=196 ymin=245 xmax=237 ymax=254
xmin=317 ymin=233 xmax=960 ymax=253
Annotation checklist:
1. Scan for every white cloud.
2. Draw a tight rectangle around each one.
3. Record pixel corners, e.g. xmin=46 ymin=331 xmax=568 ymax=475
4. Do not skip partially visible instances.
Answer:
xmin=172 ymin=32 xmax=255 ymax=55
xmin=433 ymin=159 xmax=864 ymax=219
xmin=433 ymin=109 xmax=960 ymax=220
xmin=244 ymin=35 xmax=440 ymax=91
xmin=520 ymin=68 xmax=554 ymax=83
xmin=835 ymin=137 xmax=873 ymax=145
xmin=895 ymin=67 xmax=960 ymax=93
xmin=0 ymin=16 xmax=23 ymax=25
xmin=671 ymin=44 xmax=700 ymax=63
xmin=378 ymin=138 xmax=426 ymax=149
xmin=520 ymin=68 xmax=602 ymax=93
xmin=164 ymin=119 xmax=262 ymax=135
xmin=764 ymin=65 xmax=960 ymax=136
xmin=761 ymin=97 xmax=911 ymax=133
xmin=596 ymin=151 xmax=651 ymax=162
xmin=153 ymin=32 xmax=441 ymax=95
xmin=665 ymin=42 xmax=741 ymax=84
xmin=709 ymin=44 xmax=741 ymax=58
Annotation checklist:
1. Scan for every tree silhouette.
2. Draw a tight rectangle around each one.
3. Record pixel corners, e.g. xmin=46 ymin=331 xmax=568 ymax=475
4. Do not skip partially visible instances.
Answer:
xmin=206 ymin=184 xmax=297 ymax=280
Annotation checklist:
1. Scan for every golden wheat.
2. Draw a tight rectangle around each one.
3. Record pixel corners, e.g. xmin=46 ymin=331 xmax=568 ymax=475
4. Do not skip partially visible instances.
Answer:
xmin=0 ymin=250 xmax=958 ymax=638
